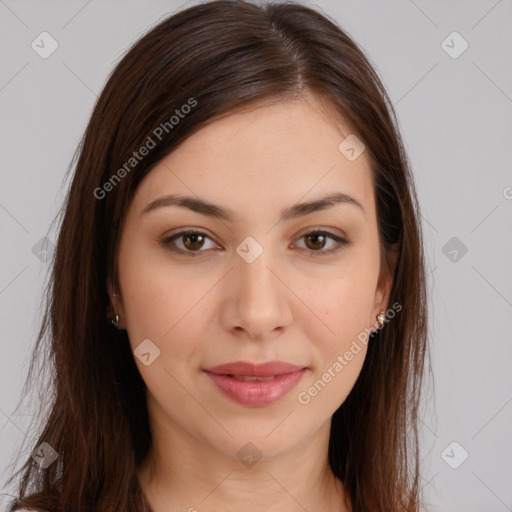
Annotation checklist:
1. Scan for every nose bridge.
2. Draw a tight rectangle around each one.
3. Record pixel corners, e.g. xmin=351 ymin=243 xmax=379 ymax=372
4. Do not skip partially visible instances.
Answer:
xmin=236 ymin=235 xmax=279 ymax=302
xmin=230 ymin=234 xmax=291 ymax=335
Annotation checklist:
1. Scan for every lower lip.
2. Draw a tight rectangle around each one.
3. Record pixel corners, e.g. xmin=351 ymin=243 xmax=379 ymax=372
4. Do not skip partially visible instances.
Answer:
xmin=204 ymin=369 xmax=307 ymax=406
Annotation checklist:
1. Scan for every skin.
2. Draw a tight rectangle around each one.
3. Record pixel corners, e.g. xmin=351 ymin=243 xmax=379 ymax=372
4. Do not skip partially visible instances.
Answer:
xmin=107 ymin=92 xmax=398 ymax=512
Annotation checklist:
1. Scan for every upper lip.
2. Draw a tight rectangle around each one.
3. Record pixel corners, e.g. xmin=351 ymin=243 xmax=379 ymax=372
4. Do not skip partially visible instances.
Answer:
xmin=203 ymin=361 xmax=305 ymax=377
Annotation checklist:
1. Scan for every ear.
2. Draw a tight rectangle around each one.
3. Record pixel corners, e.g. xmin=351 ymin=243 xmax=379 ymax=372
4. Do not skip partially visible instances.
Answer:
xmin=106 ymin=277 xmax=125 ymax=329
xmin=372 ymin=242 xmax=400 ymax=321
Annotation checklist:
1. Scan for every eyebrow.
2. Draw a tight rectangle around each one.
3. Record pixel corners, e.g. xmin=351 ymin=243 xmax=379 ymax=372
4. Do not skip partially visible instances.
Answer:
xmin=140 ymin=192 xmax=365 ymax=221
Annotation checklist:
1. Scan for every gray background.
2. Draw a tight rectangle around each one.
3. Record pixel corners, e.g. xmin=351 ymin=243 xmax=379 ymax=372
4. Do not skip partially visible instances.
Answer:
xmin=1 ymin=0 xmax=511 ymax=510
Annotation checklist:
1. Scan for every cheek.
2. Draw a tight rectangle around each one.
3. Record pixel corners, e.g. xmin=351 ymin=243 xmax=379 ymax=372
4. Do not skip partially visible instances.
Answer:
xmin=290 ymin=273 xmax=376 ymax=410
xmin=293 ymin=273 xmax=374 ymax=412
xmin=294 ymin=265 xmax=377 ymax=349
xmin=119 ymin=247 xmax=215 ymax=359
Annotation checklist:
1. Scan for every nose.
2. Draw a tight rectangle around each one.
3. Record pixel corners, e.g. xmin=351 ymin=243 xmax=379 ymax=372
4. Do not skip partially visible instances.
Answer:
xmin=222 ymin=243 xmax=293 ymax=341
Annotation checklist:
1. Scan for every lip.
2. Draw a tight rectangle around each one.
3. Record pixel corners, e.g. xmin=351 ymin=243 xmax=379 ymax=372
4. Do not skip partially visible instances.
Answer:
xmin=202 ymin=361 xmax=307 ymax=406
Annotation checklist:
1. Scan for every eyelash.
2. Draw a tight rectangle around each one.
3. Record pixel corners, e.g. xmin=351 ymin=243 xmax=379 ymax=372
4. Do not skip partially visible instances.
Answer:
xmin=160 ymin=229 xmax=351 ymax=257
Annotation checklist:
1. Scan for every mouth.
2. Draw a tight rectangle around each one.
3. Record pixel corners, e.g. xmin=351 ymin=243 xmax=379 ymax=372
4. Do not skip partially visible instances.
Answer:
xmin=202 ymin=361 xmax=307 ymax=406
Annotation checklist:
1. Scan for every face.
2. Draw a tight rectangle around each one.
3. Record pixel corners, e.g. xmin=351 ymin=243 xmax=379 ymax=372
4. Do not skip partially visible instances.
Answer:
xmin=108 ymin=93 xmax=394 ymax=463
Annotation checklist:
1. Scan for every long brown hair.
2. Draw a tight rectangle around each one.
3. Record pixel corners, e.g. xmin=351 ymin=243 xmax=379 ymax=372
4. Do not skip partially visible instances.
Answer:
xmin=5 ymin=1 xmax=430 ymax=510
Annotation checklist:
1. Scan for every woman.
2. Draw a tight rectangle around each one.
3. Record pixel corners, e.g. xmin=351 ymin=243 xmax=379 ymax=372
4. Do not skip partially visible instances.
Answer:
xmin=6 ymin=0 xmax=430 ymax=510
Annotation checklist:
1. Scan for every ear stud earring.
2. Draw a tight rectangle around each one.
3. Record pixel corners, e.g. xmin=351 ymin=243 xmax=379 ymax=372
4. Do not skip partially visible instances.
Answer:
xmin=370 ymin=309 xmax=386 ymax=339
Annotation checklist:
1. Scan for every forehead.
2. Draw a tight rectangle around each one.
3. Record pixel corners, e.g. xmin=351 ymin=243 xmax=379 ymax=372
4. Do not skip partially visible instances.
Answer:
xmin=132 ymin=94 xmax=376 ymax=222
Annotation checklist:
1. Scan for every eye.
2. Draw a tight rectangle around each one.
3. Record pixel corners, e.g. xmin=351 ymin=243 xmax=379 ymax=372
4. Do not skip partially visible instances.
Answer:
xmin=160 ymin=229 xmax=351 ymax=257
xmin=293 ymin=229 xmax=351 ymax=256
xmin=161 ymin=230 xmax=219 ymax=256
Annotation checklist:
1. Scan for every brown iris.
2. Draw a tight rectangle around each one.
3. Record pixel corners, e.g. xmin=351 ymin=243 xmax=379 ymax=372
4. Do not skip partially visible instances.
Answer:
xmin=182 ymin=232 xmax=205 ymax=251
xmin=304 ymin=232 xmax=327 ymax=251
